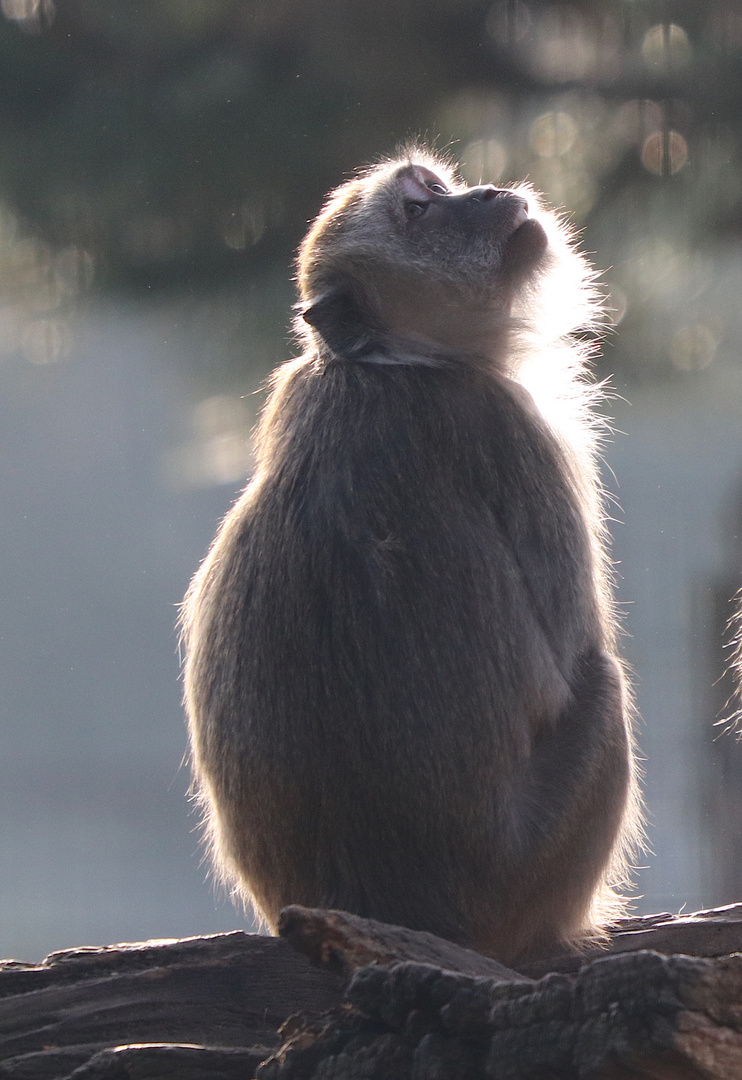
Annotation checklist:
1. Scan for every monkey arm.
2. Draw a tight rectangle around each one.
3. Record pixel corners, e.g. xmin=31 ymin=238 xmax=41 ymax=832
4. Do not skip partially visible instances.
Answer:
xmin=485 ymin=645 xmax=635 ymax=958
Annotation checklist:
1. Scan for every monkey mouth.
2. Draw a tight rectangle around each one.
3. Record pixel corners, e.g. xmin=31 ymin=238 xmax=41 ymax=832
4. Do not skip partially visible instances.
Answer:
xmin=498 ymin=198 xmax=533 ymax=246
xmin=504 ymin=202 xmax=532 ymax=242
xmin=512 ymin=205 xmax=529 ymax=231
xmin=502 ymin=210 xmax=549 ymax=268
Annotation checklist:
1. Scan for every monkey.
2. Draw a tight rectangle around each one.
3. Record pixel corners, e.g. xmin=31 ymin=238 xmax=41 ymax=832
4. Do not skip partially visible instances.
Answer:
xmin=180 ymin=146 xmax=643 ymax=965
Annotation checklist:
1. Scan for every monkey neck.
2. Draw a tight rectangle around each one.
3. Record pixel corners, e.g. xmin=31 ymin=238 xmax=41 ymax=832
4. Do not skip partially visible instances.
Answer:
xmin=375 ymin=282 xmax=513 ymax=367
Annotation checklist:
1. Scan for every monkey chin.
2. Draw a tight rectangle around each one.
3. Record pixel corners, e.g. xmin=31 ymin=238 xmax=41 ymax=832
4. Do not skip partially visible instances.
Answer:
xmin=502 ymin=216 xmax=549 ymax=281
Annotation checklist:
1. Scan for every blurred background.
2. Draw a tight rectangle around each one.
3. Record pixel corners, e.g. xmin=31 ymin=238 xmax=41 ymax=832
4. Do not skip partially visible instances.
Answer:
xmin=1 ymin=0 xmax=741 ymax=962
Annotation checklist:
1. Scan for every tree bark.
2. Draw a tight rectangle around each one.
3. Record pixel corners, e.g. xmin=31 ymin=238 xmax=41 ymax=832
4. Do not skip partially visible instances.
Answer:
xmin=2 ymin=906 xmax=742 ymax=1079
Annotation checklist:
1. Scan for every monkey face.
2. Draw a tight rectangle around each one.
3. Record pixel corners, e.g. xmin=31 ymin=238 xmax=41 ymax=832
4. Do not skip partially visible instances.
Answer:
xmin=297 ymin=153 xmax=559 ymax=364
xmin=393 ymin=164 xmax=549 ymax=289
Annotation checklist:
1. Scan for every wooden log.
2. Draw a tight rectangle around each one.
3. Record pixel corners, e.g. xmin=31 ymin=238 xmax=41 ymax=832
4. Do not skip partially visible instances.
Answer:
xmin=521 ymin=903 xmax=742 ymax=978
xmin=280 ymin=903 xmax=742 ymax=982
xmin=277 ymin=905 xmax=524 ymax=980
xmin=258 ymin=950 xmax=742 ymax=1080
xmin=62 ymin=1043 xmax=266 ymax=1079
xmin=2 ymin=906 xmax=742 ymax=1079
xmin=0 ymin=933 xmax=342 ymax=1079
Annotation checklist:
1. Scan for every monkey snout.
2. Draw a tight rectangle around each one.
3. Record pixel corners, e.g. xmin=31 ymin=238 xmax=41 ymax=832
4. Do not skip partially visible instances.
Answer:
xmin=467 ymin=186 xmax=528 ymax=210
xmin=468 ymin=186 xmax=530 ymax=226
xmin=466 ymin=185 xmax=501 ymax=202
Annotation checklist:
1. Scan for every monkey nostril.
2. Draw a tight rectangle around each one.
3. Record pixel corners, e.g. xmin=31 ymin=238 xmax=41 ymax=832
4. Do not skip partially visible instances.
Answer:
xmin=467 ymin=185 xmax=499 ymax=202
xmin=468 ymin=187 xmax=530 ymax=226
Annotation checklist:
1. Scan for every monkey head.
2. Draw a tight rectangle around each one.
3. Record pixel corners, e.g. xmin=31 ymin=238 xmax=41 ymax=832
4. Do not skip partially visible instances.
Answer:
xmin=295 ymin=149 xmax=558 ymax=366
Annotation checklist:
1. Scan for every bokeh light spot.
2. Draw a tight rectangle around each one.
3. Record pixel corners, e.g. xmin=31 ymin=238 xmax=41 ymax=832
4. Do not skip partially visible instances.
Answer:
xmin=603 ymin=283 xmax=628 ymax=327
xmin=21 ymin=318 xmax=70 ymax=364
xmin=531 ymin=6 xmax=598 ymax=81
xmin=642 ymin=24 xmax=691 ymax=71
xmin=223 ymin=205 xmax=265 ymax=250
xmin=616 ymin=100 xmax=664 ymax=145
xmin=531 ymin=161 xmax=596 ymax=217
xmin=670 ymin=324 xmax=719 ymax=372
xmin=486 ymin=0 xmax=532 ymax=45
xmin=461 ymin=139 xmax=509 ymax=184
xmin=1 ymin=0 xmax=54 ymax=28
xmin=625 ymin=239 xmax=685 ymax=298
xmin=642 ymin=131 xmax=688 ymax=175
xmin=529 ymin=112 xmax=578 ymax=158
xmin=162 ymin=395 xmax=255 ymax=490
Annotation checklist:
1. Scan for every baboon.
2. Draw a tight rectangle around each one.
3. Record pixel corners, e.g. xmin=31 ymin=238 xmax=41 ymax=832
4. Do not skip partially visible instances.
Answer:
xmin=181 ymin=148 xmax=642 ymax=964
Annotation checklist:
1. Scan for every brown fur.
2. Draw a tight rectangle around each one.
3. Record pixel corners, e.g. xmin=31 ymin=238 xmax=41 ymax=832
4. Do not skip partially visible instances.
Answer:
xmin=181 ymin=148 xmax=643 ymax=965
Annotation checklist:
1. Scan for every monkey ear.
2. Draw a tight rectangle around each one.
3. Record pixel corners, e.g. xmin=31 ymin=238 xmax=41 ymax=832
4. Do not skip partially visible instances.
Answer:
xmin=301 ymin=286 xmax=379 ymax=360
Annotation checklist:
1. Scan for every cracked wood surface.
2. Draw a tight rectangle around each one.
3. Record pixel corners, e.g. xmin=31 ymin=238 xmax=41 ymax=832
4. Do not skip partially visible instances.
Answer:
xmin=1 ymin=905 xmax=742 ymax=1078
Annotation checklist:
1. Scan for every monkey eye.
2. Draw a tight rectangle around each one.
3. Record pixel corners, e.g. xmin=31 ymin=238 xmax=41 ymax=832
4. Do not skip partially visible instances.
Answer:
xmin=405 ymin=201 xmax=429 ymax=218
xmin=426 ymin=182 xmax=449 ymax=195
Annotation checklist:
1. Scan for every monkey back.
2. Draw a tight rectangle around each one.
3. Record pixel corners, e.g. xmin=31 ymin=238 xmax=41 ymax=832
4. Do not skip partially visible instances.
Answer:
xmin=183 ymin=354 xmax=633 ymax=962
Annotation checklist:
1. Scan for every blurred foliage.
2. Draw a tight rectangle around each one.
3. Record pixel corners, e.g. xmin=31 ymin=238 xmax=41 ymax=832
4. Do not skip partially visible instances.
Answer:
xmin=0 ymin=0 xmax=740 ymax=378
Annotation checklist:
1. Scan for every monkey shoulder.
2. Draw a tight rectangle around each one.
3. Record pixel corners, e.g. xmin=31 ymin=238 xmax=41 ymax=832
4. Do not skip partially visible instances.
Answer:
xmin=256 ymin=354 xmax=590 ymax=516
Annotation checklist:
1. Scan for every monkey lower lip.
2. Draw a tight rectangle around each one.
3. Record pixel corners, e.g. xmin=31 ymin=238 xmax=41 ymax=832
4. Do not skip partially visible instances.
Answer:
xmin=504 ymin=221 xmax=530 ymax=246
xmin=506 ymin=214 xmax=547 ymax=253
xmin=501 ymin=209 xmax=531 ymax=245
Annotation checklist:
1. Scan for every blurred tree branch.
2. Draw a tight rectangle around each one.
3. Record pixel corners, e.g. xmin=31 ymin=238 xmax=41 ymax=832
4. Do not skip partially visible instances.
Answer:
xmin=0 ymin=0 xmax=737 ymax=300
